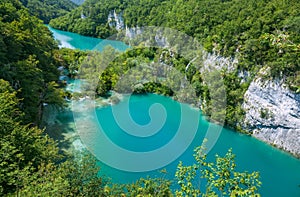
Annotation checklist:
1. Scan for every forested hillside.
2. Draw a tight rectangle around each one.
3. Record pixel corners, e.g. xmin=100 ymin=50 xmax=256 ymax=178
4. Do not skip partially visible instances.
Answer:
xmin=50 ymin=0 xmax=300 ymax=130
xmin=0 ymin=0 xmax=67 ymax=124
xmin=20 ymin=0 xmax=77 ymax=23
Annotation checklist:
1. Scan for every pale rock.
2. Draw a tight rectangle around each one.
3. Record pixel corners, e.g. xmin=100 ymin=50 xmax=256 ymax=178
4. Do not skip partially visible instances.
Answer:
xmin=108 ymin=10 xmax=124 ymax=31
xmin=243 ymin=77 xmax=300 ymax=157
xmin=125 ymin=26 xmax=144 ymax=38
xmin=201 ymin=52 xmax=238 ymax=73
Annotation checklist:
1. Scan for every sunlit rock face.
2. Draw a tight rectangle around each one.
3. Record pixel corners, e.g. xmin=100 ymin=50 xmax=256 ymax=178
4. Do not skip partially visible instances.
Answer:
xmin=125 ymin=26 xmax=143 ymax=38
xmin=201 ymin=52 xmax=238 ymax=72
xmin=243 ymin=76 xmax=300 ymax=157
xmin=108 ymin=10 xmax=125 ymax=31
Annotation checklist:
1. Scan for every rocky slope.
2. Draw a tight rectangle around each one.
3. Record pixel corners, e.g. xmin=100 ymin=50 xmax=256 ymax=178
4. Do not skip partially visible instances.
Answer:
xmin=243 ymin=75 xmax=300 ymax=157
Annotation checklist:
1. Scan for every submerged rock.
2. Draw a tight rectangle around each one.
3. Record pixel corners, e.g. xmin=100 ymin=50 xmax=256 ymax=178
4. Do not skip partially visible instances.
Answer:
xmin=243 ymin=77 xmax=300 ymax=157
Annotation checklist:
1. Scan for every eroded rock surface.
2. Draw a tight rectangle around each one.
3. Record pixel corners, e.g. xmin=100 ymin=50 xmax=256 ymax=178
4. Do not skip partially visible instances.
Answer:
xmin=243 ymin=77 xmax=300 ymax=157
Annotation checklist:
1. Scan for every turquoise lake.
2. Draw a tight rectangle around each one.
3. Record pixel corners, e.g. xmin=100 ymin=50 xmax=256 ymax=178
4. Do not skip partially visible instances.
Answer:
xmin=48 ymin=26 xmax=300 ymax=196
xmin=47 ymin=25 xmax=128 ymax=51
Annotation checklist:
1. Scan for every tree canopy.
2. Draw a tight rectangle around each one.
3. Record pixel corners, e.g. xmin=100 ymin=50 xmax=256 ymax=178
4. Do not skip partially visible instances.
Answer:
xmin=0 ymin=0 xmax=66 ymax=124
xmin=20 ymin=0 xmax=77 ymax=23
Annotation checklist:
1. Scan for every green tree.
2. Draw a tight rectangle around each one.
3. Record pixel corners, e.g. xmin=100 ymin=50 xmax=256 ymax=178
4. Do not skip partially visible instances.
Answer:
xmin=175 ymin=141 xmax=261 ymax=197
xmin=0 ymin=0 xmax=65 ymax=124
xmin=0 ymin=79 xmax=60 ymax=195
xmin=17 ymin=152 xmax=105 ymax=197
xmin=20 ymin=0 xmax=77 ymax=23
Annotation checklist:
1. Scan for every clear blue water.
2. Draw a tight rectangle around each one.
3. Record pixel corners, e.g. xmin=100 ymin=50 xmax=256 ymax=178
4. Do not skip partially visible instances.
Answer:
xmin=49 ymin=27 xmax=300 ymax=196
xmin=47 ymin=26 xmax=128 ymax=51
xmin=91 ymin=94 xmax=300 ymax=196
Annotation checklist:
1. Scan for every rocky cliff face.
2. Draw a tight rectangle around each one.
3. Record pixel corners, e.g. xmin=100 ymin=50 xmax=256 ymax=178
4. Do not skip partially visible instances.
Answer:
xmin=108 ymin=10 xmax=125 ymax=31
xmin=125 ymin=26 xmax=144 ymax=39
xmin=243 ymin=76 xmax=300 ymax=157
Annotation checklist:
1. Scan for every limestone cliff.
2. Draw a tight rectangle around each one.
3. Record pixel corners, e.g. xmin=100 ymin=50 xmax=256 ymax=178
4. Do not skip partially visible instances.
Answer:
xmin=243 ymin=76 xmax=300 ymax=157
xmin=108 ymin=10 xmax=125 ymax=31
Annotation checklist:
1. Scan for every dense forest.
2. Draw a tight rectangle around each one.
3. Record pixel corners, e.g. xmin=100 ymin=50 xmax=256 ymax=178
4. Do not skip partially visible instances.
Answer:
xmin=20 ymin=0 xmax=77 ymax=23
xmin=0 ymin=0 xmax=262 ymax=196
xmin=50 ymin=0 xmax=300 ymax=130
xmin=0 ymin=0 xmax=66 ymax=124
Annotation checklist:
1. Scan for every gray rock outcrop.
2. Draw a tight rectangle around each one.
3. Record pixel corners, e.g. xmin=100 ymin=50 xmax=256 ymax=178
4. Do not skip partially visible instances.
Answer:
xmin=243 ymin=76 xmax=300 ymax=157
xmin=108 ymin=10 xmax=125 ymax=31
